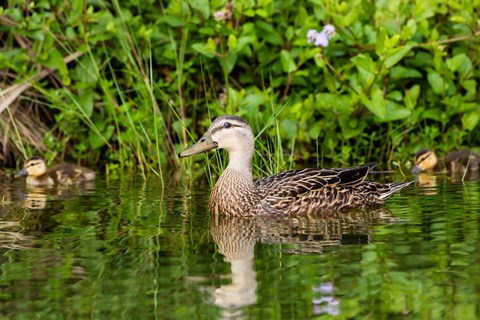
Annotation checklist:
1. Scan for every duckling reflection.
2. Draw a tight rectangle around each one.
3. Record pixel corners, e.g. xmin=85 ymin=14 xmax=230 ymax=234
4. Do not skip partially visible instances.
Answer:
xmin=22 ymin=187 xmax=48 ymax=209
xmin=18 ymin=182 xmax=96 ymax=210
xmin=413 ymin=173 xmax=440 ymax=196
xmin=207 ymin=208 xmax=394 ymax=315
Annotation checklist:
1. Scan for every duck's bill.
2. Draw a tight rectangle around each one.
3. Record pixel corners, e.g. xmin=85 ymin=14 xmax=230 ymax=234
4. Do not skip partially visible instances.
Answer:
xmin=411 ymin=165 xmax=421 ymax=174
xmin=178 ymin=135 xmax=218 ymax=158
xmin=15 ymin=168 xmax=28 ymax=177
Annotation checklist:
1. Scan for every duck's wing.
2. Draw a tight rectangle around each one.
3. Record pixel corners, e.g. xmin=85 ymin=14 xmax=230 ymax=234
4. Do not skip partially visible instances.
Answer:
xmin=48 ymin=163 xmax=95 ymax=184
xmin=254 ymin=163 xmax=377 ymax=198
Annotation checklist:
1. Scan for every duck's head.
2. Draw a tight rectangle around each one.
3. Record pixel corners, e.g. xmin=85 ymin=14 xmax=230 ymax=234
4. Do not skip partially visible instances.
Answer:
xmin=15 ymin=156 xmax=48 ymax=178
xmin=179 ymin=115 xmax=254 ymax=158
xmin=412 ymin=149 xmax=438 ymax=173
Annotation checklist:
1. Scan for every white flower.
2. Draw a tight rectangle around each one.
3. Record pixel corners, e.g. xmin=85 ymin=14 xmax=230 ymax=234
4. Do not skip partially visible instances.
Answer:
xmin=306 ymin=24 xmax=336 ymax=48
xmin=322 ymin=24 xmax=336 ymax=38
xmin=314 ymin=33 xmax=329 ymax=47
xmin=307 ymin=29 xmax=318 ymax=43
xmin=214 ymin=11 xmax=227 ymax=21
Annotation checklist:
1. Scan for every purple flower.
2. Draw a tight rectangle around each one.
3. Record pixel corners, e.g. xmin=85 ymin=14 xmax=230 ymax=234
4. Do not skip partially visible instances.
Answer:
xmin=307 ymin=29 xmax=318 ymax=43
xmin=322 ymin=24 xmax=336 ymax=38
xmin=307 ymin=25 xmax=336 ymax=48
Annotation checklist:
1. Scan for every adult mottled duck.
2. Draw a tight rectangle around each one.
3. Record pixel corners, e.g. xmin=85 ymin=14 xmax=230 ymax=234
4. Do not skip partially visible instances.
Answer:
xmin=179 ymin=115 xmax=411 ymax=216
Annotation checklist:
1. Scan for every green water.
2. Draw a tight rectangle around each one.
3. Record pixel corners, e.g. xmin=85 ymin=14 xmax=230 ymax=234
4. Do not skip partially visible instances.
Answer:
xmin=1 ymin=172 xmax=480 ymax=319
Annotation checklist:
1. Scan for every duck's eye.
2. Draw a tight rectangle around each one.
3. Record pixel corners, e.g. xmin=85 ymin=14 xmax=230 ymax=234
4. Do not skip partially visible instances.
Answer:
xmin=223 ymin=122 xmax=232 ymax=129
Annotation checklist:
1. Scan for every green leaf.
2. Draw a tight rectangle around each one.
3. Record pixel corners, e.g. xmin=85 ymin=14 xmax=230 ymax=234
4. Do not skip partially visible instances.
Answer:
xmin=385 ymin=45 xmax=412 ymax=68
xmin=362 ymin=250 xmax=378 ymax=263
xmin=163 ymin=15 xmax=185 ymax=27
xmin=457 ymin=55 xmax=473 ymax=79
xmin=390 ymin=66 xmax=422 ymax=80
xmin=191 ymin=42 xmax=215 ymax=58
xmin=381 ymin=101 xmax=412 ymax=122
xmin=462 ymin=79 xmax=476 ymax=98
xmin=308 ymin=122 xmax=321 ymax=139
xmin=280 ymin=50 xmax=296 ymax=73
xmin=421 ymin=109 xmax=443 ymax=122
xmin=376 ymin=28 xmax=387 ymax=55
xmin=89 ymin=124 xmax=114 ymax=149
xmin=360 ymin=87 xmax=386 ymax=119
xmin=446 ymin=54 xmax=466 ymax=72
xmin=427 ymin=72 xmax=445 ymax=95
xmin=77 ymin=90 xmax=94 ymax=118
xmin=400 ymin=19 xmax=417 ymax=40
xmin=187 ymin=0 xmax=210 ymax=17
xmin=339 ymin=116 xmax=367 ymax=139
xmin=387 ymin=91 xmax=403 ymax=102
xmin=315 ymin=93 xmax=354 ymax=114
xmin=240 ymin=93 xmax=266 ymax=109
xmin=255 ymin=8 xmax=269 ymax=18
xmin=462 ymin=111 xmax=480 ymax=131
xmin=223 ymin=53 xmax=237 ymax=74
xmin=405 ymin=85 xmax=420 ymax=109
xmin=227 ymin=34 xmax=237 ymax=50
xmin=450 ymin=15 xmax=466 ymax=23
xmin=207 ymin=38 xmax=217 ymax=52
xmin=226 ymin=87 xmax=244 ymax=112
xmin=256 ymin=21 xmax=282 ymax=45
xmin=234 ymin=36 xmax=255 ymax=53
xmin=385 ymin=34 xmax=400 ymax=49
xmin=42 ymin=48 xmax=68 ymax=77
xmin=281 ymin=118 xmax=297 ymax=140
xmin=351 ymin=54 xmax=377 ymax=74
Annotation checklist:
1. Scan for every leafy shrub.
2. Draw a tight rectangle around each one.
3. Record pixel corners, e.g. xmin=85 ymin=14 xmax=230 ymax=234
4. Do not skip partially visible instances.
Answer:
xmin=1 ymin=0 xmax=479 ymax=173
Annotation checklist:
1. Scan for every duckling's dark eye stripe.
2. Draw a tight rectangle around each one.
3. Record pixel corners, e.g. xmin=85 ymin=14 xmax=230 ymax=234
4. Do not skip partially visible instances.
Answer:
xmin=417 ymin=153 xmax=431 ymax=164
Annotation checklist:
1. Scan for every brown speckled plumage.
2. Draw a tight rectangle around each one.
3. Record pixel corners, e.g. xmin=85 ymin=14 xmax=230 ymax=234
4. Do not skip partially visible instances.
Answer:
xmin=180 ymin=115 xmax=412 ymax=216
xmin=412 ymin=149 xmax=480 ymax=174
xmin=209 ymin=165 xmax=410 ymax=216
xmin=15 ymin=156 xmax=95 ymax=186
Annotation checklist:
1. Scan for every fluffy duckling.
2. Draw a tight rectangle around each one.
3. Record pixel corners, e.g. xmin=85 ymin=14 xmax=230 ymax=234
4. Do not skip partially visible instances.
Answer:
xmin=412 ymin=149 xmax=480 ymax=174
xmin=15 ymin=156 xmax=95 ymax=186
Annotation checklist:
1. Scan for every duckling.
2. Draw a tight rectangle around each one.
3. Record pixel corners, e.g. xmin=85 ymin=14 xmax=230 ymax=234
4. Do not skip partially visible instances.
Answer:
xmin=179 ymin=115 xmax=412 ymax=216
xmin=15 ymin=156 xmax=96 ymax=186
xmin=412 ymin=149 xmax=480 ymax=174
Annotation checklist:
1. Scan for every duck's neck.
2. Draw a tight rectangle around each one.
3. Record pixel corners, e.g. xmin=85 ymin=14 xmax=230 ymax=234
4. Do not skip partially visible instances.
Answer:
xmin=226 ymin=150 xmax=253 ymax=181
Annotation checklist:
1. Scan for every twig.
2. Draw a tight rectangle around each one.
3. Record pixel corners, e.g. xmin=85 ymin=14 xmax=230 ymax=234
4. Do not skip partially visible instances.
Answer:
xmin=0 ymin=51 xmax=84 ymax=114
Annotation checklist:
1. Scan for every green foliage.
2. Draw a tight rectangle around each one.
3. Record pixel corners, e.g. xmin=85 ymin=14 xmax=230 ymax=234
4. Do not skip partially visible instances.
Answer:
xmin=1 ymin=0 xmax=479 ymax=173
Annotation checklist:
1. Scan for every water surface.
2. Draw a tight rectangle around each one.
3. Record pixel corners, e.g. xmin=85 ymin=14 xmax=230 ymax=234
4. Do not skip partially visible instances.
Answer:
xmin=1 ymin=172 xmax=479 ymax=319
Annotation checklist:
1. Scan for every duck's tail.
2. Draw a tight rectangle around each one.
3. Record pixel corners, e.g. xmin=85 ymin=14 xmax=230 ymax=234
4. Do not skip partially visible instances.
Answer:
xmin=378 ymin=181 xmax=413 ymax=200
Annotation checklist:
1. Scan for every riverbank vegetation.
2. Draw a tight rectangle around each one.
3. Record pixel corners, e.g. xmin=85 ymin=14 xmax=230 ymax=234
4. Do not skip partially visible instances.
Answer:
xmin=1 ymin=0 xmax=479 ymax=177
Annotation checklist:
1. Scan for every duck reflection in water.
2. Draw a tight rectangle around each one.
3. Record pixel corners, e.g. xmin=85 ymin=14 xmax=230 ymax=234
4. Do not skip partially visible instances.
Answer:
xmin=206 ymin=208 xmax=394 ymax=317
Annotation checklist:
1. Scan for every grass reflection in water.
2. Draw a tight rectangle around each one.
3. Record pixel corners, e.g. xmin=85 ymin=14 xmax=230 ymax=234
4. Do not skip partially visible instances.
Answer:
xmin=0 ymin=176 xmax=479 ymax=319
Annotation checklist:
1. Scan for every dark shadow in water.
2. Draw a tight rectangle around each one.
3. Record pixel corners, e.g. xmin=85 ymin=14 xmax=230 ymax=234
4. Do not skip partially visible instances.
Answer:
xmin=206 ymin=208 xmax=394 ymax=318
